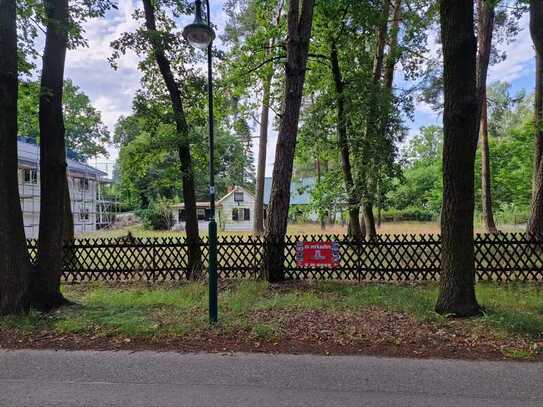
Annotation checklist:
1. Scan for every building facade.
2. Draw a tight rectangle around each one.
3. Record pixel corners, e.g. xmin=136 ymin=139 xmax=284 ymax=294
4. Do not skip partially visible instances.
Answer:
xmin=171 ymin=186 xmax=256 ymax=232
xmin=17 ymin=139 xmax=111 ymax=238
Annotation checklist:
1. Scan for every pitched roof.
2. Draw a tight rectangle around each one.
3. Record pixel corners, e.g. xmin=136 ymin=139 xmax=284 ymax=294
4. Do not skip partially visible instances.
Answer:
xmin=17 ymin=139 xmax=107 ymax=178
xmin=216 ymin=185 xmax=255 ymax=206
xmin=263 ymin=177 xmax=315 ymax=206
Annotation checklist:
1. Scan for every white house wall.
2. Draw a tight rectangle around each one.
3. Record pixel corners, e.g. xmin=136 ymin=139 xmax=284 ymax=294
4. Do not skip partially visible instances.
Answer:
xmin=219 ymin=188 xmax=256 ymax=232
xmin=17 ymin=166 xmax=99 ymax=238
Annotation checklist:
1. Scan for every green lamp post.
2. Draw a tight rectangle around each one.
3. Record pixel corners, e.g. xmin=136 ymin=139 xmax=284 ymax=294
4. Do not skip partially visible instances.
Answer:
xmin=183 ymin=0 xmax=218 ymax=324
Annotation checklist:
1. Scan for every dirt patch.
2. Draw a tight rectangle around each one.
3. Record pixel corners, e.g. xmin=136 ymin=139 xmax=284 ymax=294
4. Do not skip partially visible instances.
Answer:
xmin=1 ymin=307 xmax=541 ymax=361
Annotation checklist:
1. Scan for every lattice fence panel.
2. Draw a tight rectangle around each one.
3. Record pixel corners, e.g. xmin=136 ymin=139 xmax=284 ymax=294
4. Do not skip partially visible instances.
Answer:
xmin=24 ymin=232 xmax=543 ymax=283
xmin=360 ymin=234 xmax=442 ymax=281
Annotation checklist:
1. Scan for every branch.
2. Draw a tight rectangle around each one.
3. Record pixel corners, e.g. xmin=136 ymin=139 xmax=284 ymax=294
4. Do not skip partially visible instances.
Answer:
xmin=242 ymin=55 xmax=285 ymax=76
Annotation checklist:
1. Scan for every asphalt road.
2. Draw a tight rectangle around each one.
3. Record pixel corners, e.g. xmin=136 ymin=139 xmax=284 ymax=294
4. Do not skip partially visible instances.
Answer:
xmin=0 ymin=350 xmax=541 ymax=407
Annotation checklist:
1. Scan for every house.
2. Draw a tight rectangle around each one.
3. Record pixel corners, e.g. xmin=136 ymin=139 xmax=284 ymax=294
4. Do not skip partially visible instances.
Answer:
xmin=172 ymin=178 xmax=322 ymax=232
xmin=171 ymin=186 xmax=256 ymax=232
xmin=17 ymin=138 xmax=111 ymax=238
xmin=263 ymin=176 xmax=318 ymax=221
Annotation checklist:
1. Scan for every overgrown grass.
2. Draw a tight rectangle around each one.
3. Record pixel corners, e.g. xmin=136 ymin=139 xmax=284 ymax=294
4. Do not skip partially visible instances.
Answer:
xmin=1 ymin=281 xmax=541 ymax=349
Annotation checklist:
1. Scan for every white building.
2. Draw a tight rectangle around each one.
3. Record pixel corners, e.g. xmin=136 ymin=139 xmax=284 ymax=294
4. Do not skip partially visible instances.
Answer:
xmin=17 ymin=139 xmax=111 ymax=238
xmin=171 ymin=185 xmax=256 ymax=232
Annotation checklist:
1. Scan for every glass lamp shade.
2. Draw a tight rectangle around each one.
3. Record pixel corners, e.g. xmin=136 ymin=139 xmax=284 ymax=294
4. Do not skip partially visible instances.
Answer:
xmin=182 ymin=22 xmax=215 ymax=49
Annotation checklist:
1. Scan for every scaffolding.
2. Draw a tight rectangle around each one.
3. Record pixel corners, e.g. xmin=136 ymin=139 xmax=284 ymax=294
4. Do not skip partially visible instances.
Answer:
xmin=17 ymin=140 xmax=119 ymax=238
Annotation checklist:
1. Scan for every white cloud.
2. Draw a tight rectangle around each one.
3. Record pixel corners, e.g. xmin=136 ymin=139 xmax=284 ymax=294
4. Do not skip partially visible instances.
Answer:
xmin=488 ymin=15 xmax=534 ymax=83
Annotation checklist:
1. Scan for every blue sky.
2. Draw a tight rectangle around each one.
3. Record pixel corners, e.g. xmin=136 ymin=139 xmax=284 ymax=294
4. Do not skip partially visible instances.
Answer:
xmin=63 ymin=1 xmax=536 ymax=176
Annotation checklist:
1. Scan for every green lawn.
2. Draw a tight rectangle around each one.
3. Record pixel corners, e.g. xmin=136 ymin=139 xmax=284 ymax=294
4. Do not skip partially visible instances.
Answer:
xmin=1 ymin=281 xmax=541 ymax=359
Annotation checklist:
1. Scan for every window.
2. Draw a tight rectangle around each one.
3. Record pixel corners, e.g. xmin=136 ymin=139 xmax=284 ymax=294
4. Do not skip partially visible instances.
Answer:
xmin=197 ymin=208 xmax=206 ymax=220
xmin=243 ymin=208 xmax=250 ymax=221
xmin=23 ymin=168 xmax=37 ymax=184
xmin=79 ymin=208 xmax=90 ymax=221
xmin=234 ymin=191 xmax=244 ymax=202
xmin=79 ymin=178 xmax=90 ymax=191
xmin=232 ymin=208 xmax=239 ymax=221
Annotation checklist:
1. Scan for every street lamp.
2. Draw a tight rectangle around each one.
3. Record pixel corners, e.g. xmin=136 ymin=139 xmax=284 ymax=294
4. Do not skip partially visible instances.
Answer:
xmin=183 ymin=0 xmax=218 ymax=324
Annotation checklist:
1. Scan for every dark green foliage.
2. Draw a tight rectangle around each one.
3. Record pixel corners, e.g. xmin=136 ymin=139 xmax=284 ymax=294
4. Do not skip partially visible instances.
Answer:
xmin=137 ymin=197 xmax=174 ymax=230
xmin=18 ymin=79 xmax=110 ymax=159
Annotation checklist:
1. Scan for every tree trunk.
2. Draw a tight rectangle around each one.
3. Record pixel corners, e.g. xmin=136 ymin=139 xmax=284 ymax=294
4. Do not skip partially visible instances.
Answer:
xmin=142 ymin=0 xmax=202 ymax=276
xmin=376 ymin=181 xmax=382 ymax=228
xmin=360 ymin=0 xmax=391 ymax=239
xmin=33 ymin=0 xmax=71 ymax=311
xmin=362 ymin=202 xmax=377 ymax=239
xmin=527 ymin=0 xmax=543 ymax=236
xmin=253 ymin=70 xmax=272 ymax=235
xmin=62 ymin=176 xmax=79 ymax=272
xmin=254 ymin=4 xmax=283 ymax=235
xmin=0 ymin=0 xmax=32 ymax=314
xmin=316 ymin=157 xmax=325 ymax=230
xmin=480 ymin=93 xmax=498 ymax=233
xmin=475 ymin=0 xmax=498 ymax=234
xmin=262 ymin=0 xmax=315 ymax=282
xmin=435 ymin=0 xmax=481 ymax=317
xmin=384 ymin=0 xmax=402 ymax=91
xmin=330 ymin=42 xmax=363 ymax=240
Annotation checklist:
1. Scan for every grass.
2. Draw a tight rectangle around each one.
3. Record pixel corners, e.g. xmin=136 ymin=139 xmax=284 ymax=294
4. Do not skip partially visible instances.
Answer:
xmin=1 ymin=281 xmax=541 ymax=345
xmin=79 ymin=221 xmax=526 ymax=239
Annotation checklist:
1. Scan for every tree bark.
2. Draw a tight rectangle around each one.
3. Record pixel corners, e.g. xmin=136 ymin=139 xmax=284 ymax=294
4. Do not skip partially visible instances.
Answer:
xmin=362 ymin=202 xmax=377 ymax=238
xmin=253 ymin=69 xmax=272 ymax=235
xmin=0 ymin=0 xmax=32 ymax=314
xmin=480 ymin=92 xmax=498 ymax=233
xmin=330 ymin=42 xmax=363 ymax=240
xmin=262 ymin=0 xmax=315 ymax=282
xmin=527 ymin=0 xmax=543 ymax=236
xmin=33 ymin=0 xmax=71 ymax=311
xmin=435 ymin=0 xmax=481 ymax=317
xmin=142 ymin=0 xmax=202 ymax=275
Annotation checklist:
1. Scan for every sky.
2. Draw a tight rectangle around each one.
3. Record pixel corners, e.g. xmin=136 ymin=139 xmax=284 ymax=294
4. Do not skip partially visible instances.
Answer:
xmin=62 ymin=1 xmax=537 ymax=176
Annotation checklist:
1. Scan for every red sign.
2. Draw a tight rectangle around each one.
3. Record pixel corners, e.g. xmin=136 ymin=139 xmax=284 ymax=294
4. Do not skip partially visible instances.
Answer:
xmin=295 ymin=241 xmax=340 ymax=268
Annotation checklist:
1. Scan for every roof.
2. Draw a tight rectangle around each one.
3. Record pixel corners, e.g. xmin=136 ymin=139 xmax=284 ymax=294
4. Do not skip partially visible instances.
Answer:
xmin=17 ymin=139 xmax=107 ymax=178
xmin=216 ymin=185 xmax=255 ymax=206
xmin=171 ymin=202 xmax=217 ymax=209
xmin=263 ymin=177 xmax=316 ymax=206
xmin=172 ymin=186 xmax=256 ymax=209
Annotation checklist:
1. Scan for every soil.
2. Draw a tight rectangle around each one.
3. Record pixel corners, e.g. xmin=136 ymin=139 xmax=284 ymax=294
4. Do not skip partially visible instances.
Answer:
xmin=1 ymin=306 xmax=541 ymax=361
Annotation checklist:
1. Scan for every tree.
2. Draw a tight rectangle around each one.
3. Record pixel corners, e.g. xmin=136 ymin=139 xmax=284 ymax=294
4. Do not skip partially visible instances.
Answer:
xmin=435 ymin=0 xmax=481 ymax=317
xmin=330 ymin=41 xmax=363 ymax=239
xmin=527 ymin=0 xmax=543 ymax=236
xmin=0 ymin=0 xmax=32 ymax=314
xmin=18 ymin=79 xmax=110 ymax=159
xmin=358 ymin=0 xmax=391 ymax=239
xmin=476 ymin=0 xmax=498 ymax=233
xmin=221 ymin=0 xmax=285 ymax=234
xmin=32 ymin=0 xmax=72 ymax=310
xmin=262 ymin=0 xmax=315 ymax=282
xmin=140 ymin=0 xmax=202 ymax=276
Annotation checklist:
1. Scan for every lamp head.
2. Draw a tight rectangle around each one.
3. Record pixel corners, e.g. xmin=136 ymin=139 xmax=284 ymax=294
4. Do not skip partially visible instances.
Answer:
xmin=183 ymin=0 xmax=215 ymax=49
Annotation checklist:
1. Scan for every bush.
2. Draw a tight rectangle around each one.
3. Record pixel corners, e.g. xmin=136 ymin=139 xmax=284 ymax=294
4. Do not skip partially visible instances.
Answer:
xmin=381 ymin=207 xmax=436 ymax=222
xmin=137 ymin=197 xmax=174 ymax=230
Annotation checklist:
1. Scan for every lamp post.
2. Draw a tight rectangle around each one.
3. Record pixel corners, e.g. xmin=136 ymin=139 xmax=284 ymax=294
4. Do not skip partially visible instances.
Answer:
xmin=183 ymin=0 xmax=218 ymax=324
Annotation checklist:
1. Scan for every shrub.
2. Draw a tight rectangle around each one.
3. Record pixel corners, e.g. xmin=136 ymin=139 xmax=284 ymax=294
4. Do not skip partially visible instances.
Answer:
xmin=137 ymin=197 xmax=174 ymax=230
xmin=381 ymin=207 xmax=436 ymax=222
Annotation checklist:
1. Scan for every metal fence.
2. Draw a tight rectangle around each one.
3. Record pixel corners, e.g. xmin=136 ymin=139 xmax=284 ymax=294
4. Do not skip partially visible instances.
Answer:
xmin=26 ymin=233 xmax=543 ymax=283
